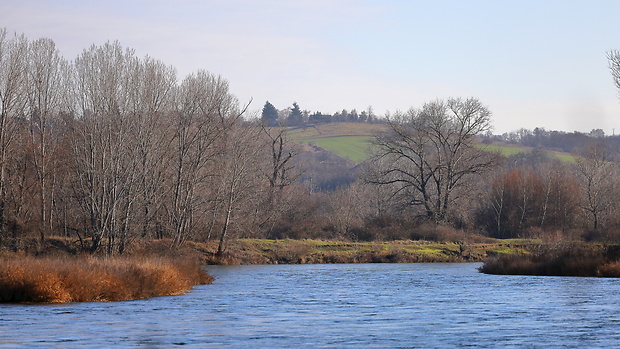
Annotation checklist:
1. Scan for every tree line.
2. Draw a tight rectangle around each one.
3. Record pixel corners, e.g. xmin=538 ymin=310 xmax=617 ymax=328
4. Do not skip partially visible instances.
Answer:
xmin=2 ymin=28 xmax=620 ymax=255
xmin=261 ymin=101 xmax=382 ymax=126
xmin=489 ymin=127 xmax=620 ymax=157
xmin=0 ymin=29 xmax=303 ymax=254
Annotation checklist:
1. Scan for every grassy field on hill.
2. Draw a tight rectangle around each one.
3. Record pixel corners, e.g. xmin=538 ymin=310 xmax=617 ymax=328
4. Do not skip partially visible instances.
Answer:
xmin=300 ymin=135 xmax=374 ymax=163
xmin=288 ymin=123 xmax=386 ymax=163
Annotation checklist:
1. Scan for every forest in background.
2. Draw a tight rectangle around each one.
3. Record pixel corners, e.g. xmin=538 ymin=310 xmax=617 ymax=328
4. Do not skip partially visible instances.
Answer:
xmin=3 ymin=28 xmax=620 ymax=257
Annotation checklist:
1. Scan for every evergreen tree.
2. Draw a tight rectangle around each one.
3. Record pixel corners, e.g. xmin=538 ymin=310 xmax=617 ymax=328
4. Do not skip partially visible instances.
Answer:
xmin=261 ymin=101 xmax=279 ymax=125
xmin=287 ymin=102 xmax=303 ymax=126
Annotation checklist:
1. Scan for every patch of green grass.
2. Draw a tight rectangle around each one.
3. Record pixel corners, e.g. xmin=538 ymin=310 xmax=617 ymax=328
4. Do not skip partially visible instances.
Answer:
xmin=302 ymin=135 xmax=374 ymax=163
xmin=489 ymin=247 xmax=526 ymax=254
xmin=549 ymin=152 xmax=576 ymax=163
xmin=479 ymin=144 xmax=576 ymax=163
xmin=480 ymin=144 xmax=529 ymax=157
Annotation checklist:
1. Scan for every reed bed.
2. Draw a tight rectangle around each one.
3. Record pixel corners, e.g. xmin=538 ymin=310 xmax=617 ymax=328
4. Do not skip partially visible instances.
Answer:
xmin=0 ymin=256 xmax=213 ymax=303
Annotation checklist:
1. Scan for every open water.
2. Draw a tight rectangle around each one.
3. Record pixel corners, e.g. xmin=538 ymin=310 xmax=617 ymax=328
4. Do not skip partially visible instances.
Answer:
xmin=1 ymin=263 xmax=620 ymax=348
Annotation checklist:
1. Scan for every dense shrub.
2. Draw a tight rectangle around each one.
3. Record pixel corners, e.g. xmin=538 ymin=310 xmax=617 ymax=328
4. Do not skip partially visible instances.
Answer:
xmin=479 ymin=244 xmax=620 ymax=277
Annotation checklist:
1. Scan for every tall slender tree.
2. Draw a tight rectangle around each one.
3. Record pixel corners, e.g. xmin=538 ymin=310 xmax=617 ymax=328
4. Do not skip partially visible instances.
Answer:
xmin=0 ymin=30 xmax=28 ymax=235
xmin=26 ymin=37 xmax=69 ymax=240
xmin=169 ymin=70 xmax=240 ymax=247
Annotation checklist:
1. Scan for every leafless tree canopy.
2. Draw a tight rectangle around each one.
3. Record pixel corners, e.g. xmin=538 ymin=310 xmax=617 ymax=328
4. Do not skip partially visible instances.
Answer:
xmin=608 ymin=50 xmax=620 ymax=97
xmin=0 ymin=30 xmax=309 ymax=254
xmin=369 ymin=98 xmax=499 ymax=224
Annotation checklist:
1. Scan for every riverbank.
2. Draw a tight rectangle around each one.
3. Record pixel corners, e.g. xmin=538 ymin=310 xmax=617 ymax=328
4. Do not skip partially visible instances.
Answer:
xmin=0 ymin=255 xmax=213 ymax=303
xmin=189 ymin=238 xmax=531 ymax=264
xmin=3 ymin=236 xmax=617 ymax=304
xmin=0 ymin=236 xmax=534 ymax=265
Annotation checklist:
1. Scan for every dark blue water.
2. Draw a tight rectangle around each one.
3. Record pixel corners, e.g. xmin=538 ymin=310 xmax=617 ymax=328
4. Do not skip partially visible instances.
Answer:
xmin=1 ymin=263 xmax=620 ymax=348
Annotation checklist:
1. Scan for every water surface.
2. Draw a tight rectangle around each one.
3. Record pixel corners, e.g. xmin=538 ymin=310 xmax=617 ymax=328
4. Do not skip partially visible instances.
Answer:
xmin=2 ymin=263 xmax=620 ymax=348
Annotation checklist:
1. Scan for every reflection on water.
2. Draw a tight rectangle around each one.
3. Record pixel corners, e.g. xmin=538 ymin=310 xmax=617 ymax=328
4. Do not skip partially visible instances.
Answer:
xmin=2 ymin=263 xmax=620 ymax=348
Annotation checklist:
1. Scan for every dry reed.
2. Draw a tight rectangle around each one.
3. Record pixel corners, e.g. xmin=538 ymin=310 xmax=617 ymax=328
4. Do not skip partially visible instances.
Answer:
xmin=0 ymin=256 xmax=213 ymax=303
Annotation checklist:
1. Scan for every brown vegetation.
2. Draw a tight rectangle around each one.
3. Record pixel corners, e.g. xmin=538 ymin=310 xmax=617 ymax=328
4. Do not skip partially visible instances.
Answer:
xmin=0 ymin=255 xmax=213 ymax=303
xmin=479 ymin=244 xmax=620 ymax=277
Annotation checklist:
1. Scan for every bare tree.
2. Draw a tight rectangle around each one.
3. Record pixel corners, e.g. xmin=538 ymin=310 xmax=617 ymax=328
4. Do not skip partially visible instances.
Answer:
xmin=608 ymin=50 xmax=620 ymax=97
xmin=260 ymin=125 xmax=299 ymax=191
xmin=215 ymin=123 xmax=265 ymax=256
xmin=252 ymin=124 xmax=301 ymax=233
xmin=25 ymin=37 xmax=69 ymax=240
xmin=121 ymin=56 xmax=176 ymax=250
xmin=574 ymin=142 xmax=618 ymax=230
xmin=0 ymin=29 xmax=28 ymax=235
xmin=169 ymin=70 xmax=241 ymax=247
xmin=369 ymin=98 xmax=498 ymax=224
xmin=325 ymin=182 xmax=369 ymax=239
xmin=71 ymin=41 xmax=139 ymax=253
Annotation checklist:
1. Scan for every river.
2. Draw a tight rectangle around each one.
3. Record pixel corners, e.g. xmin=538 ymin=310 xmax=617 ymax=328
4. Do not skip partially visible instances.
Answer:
xmin=1 ymin=263 xmax=620 ymax=348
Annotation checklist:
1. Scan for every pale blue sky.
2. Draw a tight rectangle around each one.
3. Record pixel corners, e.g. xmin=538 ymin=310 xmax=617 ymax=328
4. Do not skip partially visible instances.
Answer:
xmin=3 ymin=0 xmax=620 ymax=134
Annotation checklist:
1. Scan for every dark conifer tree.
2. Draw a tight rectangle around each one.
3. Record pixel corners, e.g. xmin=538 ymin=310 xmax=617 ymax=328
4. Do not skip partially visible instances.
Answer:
xmin=261 ymin=101 xmax=279 ymax=126
xmin=287 ymin=102 xmax=303 ymax=126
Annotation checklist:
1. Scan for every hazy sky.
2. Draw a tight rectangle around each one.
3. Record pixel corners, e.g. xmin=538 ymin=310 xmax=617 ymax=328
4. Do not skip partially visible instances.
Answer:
xmin=3 ymin=0 xmax=620 ymax=134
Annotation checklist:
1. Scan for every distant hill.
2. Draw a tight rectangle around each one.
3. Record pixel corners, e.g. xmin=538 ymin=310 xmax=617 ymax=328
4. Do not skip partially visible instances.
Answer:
xmin=286 ymin=122 xmax=579 ymax=165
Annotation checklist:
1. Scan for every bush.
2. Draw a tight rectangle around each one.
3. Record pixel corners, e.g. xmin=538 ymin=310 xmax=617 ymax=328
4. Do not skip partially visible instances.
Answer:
xmin=479 ymin=244 xmax=616 ymax=277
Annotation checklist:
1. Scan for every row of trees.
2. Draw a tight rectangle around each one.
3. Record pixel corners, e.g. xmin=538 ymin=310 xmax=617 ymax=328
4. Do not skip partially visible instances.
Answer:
xmin=0 ymin=29 xmax=303 ymax=254
xmin=261 ymin=101 xmax=380 ymax=126
xmin=490 ymin=127 xmax=620 ymax=156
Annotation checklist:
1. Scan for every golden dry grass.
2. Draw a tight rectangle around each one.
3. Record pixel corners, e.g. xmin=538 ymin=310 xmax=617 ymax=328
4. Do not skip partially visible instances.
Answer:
xmin=0 ymin=256 xmax=213 ymax=303
xmin=597 ymin=261 xmax=620 ymax=277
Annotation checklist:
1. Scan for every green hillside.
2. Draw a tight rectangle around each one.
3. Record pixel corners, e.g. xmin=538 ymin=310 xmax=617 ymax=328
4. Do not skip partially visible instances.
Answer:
xmin=300 ymin=135 xmax=374 ymax=164
xmin=288 ymin=123 xmax=386 ymax=164
xmin=286 ymin=123 xmax=578 ymax=164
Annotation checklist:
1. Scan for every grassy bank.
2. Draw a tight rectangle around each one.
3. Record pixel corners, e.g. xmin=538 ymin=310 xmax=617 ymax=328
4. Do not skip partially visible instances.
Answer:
xmin=0 ymin=255 xmax=213 ymax=303
xmin=479 ymin=244 xmax=620 ymax=277
xmin=194 ymin=238 xmax=532 ymax=265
